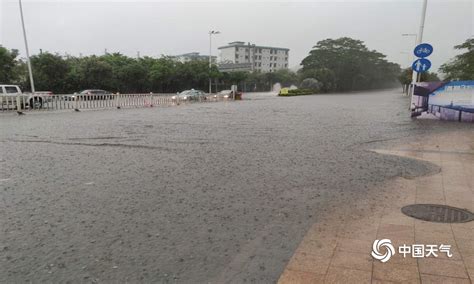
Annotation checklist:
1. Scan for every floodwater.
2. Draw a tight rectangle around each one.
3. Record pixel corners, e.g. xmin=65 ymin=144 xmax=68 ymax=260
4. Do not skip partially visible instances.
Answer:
xmin=0 ymin=90 xmax=469 ymax=283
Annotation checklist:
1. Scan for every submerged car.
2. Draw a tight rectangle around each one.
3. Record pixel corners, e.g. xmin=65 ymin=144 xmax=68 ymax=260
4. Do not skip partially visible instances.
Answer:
xmin=173 ymin=89 xmax=207 ymax=101
xmin=66 ymin=89 xmax=113 ymax=101
xmin=214 ymin=90 xmax=233 ymax=99
xmin=79 ymin=89 xmax=113 ymax=100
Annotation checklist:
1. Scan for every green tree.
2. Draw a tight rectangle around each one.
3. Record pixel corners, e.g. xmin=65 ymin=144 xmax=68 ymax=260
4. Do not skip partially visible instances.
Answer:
xmin=298 ymin=68 xmax=336 ymax=92
xmin=301 ymin=37 xmax=400 ymax=92
xmin=300 ymin=78 xmax=320 ymax=90
xmin=118 ymin=61 xmax=148 ymax=93
xmin=440 ymin=38 xmax=474 ymax=80
xmin=76 ymin=56 xmax=114 ymax=91
xmin=149 ymin=57 xmax=176 ymax=92
xmin=0 ymin=46 xmax=21 ymax=84
xmin=273 ymin=69 xmax=298 ymax=87
xmin=27 ymin=52 xmax=69 ymax=92
xmin=398 ymin=68 xmax=440 ymax=85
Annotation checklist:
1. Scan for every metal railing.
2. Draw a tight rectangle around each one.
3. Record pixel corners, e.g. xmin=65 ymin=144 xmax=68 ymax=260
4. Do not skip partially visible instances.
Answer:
xmin=0 ymin=93 xmax=233 ymax=113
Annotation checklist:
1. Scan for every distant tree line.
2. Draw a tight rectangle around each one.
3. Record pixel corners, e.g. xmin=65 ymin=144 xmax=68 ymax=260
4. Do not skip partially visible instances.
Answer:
xmin=0 ymin=49 xmax=299 ymax=94
xmin=4 ymin=36 xmax=469 ymax=94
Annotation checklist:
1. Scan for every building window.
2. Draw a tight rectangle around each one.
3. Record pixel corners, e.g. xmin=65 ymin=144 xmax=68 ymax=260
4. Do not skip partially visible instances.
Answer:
xmin=245 ymin=55 xmax=249 ymax=60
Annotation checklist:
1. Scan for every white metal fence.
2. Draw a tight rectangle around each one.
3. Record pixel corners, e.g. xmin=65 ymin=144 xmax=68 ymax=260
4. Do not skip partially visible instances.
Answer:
xmin=0 ymin=93 xmax=233 ymax=113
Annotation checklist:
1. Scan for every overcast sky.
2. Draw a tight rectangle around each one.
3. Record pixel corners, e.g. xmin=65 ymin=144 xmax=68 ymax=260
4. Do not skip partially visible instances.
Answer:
xmin=1 ymin=0 xmax=473 ymax=72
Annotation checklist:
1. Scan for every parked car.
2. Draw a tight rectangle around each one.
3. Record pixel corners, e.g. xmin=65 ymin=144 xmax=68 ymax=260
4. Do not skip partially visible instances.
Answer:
xmin=0 ymin=85 xmax=45 ymax=109
xmin=174 ymin=89 xmax=207 ymax=101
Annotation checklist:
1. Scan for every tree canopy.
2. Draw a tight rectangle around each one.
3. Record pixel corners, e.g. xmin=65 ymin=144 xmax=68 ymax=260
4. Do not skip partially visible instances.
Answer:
xmin=398 ymin=67 xmax=440 ymax=85
xmin=0 ymin=46 xmax=21 ymax=83
xmin=440 ymin=38 xmax=474 ymax=80
xmin=1 ymin=48 xmax=300 ymax=93
xmin=300 ymin=37 xmax=401 ymax=92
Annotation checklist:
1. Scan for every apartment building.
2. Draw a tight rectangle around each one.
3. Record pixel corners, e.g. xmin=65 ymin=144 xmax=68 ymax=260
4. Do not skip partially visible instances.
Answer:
xmin=218 ymin=41 xmax=289 ymax=72
xmin=171 ymin=52 xmax=217 ymax=64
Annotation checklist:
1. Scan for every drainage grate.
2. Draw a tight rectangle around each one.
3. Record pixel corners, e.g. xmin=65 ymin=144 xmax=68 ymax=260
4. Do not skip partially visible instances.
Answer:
xmin=401 ymin=204 xmax=474 ymax=223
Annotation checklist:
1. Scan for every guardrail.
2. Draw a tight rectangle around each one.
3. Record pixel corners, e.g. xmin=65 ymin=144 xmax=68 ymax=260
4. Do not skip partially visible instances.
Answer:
xmin=0 ymin=93 xmax=233 ymax=113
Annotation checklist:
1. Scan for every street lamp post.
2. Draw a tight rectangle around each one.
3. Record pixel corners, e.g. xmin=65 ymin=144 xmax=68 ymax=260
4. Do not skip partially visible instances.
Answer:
xmin=400 ymin=51 xmax=410 ymax=68
xmin=402 ymin=33 xmax=418 ymax=81
xmin=402 ymin=34 xmax=418 ymax=95
xmin=18 ymin=0 xmax=35 ymax=93
xmin=209 ymin=30 xmax=220 ymax=95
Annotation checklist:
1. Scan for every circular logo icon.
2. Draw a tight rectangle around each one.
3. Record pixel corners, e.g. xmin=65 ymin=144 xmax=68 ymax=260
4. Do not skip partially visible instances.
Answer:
xmin=412 ymin=58 xmax=431 ymax=73
xmin=371 ymin=239 xmax=395 ymax=263
xmin=414 ymin=43 xmax=433 ymax=58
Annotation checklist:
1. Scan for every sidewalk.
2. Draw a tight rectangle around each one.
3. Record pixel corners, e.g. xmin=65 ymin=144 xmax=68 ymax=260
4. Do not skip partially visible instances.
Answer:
xmin=278 ymin=130 xmax=474 ymax=283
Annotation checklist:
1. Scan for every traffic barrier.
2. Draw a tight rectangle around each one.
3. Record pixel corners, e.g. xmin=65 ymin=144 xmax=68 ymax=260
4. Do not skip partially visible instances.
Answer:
xmin=0 ymin=93 xmax=232 ymax=114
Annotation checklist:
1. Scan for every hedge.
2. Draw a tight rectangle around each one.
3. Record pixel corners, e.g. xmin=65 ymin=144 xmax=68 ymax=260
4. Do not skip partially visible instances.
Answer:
xmin=278 ymin=89 xmax=317 ymax=96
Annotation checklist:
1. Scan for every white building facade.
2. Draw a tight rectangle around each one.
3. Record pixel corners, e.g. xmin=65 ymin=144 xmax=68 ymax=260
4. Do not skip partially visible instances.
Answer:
xmin=218 ymin=42 xmax=289 ymax=72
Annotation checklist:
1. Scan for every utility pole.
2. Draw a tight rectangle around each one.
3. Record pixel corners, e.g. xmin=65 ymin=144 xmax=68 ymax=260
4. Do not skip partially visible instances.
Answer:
xmin=209 ymin=30 xmax=220 ymax=95
xmin=19 ymin=0 xmax=35 ymax=93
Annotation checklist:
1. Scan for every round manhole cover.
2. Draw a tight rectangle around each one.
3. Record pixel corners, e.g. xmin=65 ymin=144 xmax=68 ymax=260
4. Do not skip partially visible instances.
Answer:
xmin=401 ymin=204 xmax=474 ymax=223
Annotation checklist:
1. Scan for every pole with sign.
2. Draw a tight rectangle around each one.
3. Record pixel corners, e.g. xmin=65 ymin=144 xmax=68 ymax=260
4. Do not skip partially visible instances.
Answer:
xmin=410 ymin=43 xmax=433 ymax=113
xmin=409 ymin=0 xmax=428 ymax=107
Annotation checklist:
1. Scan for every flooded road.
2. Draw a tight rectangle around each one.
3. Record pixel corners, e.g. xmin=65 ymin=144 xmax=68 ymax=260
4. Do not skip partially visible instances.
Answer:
xmin=0 ymin=90 xmax=469 ymax=283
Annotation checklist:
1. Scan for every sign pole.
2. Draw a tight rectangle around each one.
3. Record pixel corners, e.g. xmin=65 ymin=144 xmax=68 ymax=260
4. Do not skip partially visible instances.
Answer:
xmin=410 ymin=0 xmax=428 ymax=107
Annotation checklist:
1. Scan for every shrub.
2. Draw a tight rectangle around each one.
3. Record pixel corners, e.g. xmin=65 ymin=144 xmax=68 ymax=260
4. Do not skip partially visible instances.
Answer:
xmin=300 ymin=78 xmax=321 ymax=91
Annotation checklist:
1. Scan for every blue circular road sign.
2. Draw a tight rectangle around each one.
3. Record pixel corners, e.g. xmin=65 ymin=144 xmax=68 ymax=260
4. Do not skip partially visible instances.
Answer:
xmin=412 ymin=58 xmax=431 ymax=73
xmin=414 ymin=43 xmax=433 ymax=58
